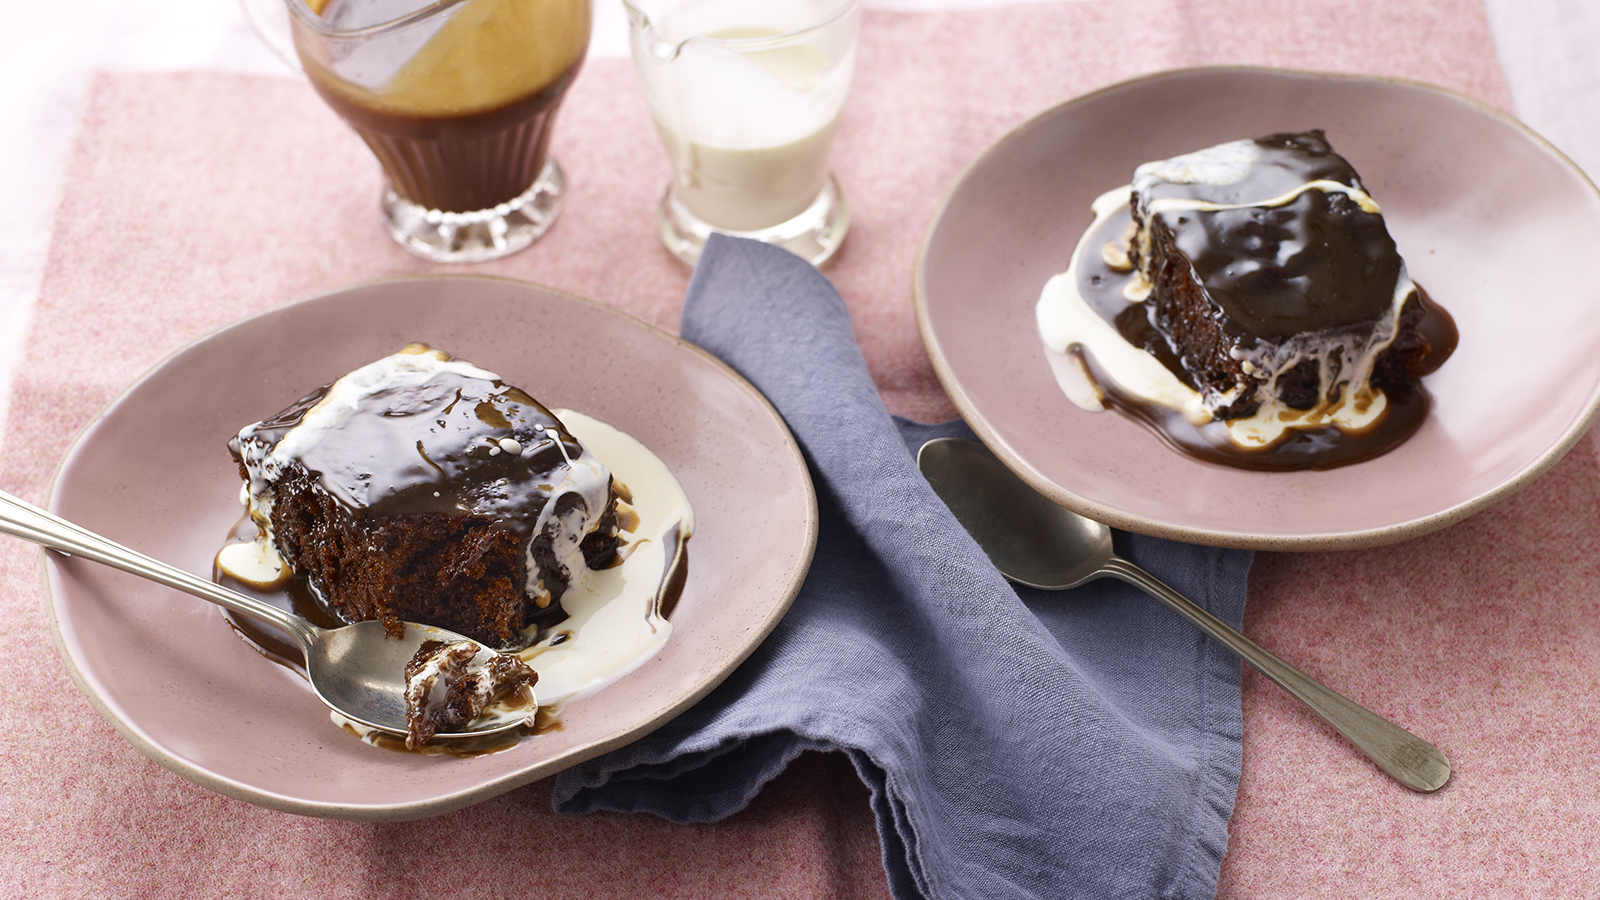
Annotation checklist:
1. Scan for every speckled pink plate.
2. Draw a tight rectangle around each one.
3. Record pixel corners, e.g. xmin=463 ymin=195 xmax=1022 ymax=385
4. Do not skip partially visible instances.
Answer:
xmin=916 ymin=67 xmax=1600 ymax=551
xmin=44 ymin=276 xmax=817 ymax=819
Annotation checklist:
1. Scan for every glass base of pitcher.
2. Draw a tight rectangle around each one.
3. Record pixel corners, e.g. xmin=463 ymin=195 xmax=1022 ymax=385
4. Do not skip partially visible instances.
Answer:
xmin=381 ymin=159 xmax=564 ymax=263
xmin=656 ymin=174 xmax=850 ymax=268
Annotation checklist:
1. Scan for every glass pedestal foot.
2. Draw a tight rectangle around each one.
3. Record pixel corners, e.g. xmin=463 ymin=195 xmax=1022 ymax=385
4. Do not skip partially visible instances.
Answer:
xmin=382 ymin=159 xmax=564 ymax=263
xmin=655 ymin=173 xmax=850 ymax=268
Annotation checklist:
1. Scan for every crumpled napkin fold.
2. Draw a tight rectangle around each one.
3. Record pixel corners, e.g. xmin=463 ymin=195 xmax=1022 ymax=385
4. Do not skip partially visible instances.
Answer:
xmin=553 ymin=234 xmax=1252 ymax=900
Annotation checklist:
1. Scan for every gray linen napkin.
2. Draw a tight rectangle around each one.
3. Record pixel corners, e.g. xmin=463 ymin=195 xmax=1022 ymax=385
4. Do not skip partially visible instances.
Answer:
xmin=552 ymin=234 xmax=1252 ymax=900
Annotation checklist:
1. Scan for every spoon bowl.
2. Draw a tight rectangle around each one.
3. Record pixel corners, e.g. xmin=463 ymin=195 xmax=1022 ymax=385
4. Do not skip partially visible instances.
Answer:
xmin=301 ymin=619 xmax=530 ymax=739
xmin=1 ymin=489 xmax=532 ymax=742
xmin=921 ymin=437 xmax=1111 ymax=589
xmin=916 ymin=437 xmax=1451 ymax=793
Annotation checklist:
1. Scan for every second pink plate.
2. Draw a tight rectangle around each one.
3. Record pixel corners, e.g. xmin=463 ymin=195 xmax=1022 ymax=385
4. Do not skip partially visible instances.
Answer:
xmin=916 ymin=67 xmax=1600 ymax=550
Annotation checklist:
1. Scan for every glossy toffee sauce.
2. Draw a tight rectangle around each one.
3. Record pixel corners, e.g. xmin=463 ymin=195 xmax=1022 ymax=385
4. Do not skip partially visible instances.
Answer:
xmin=1066 ymin=197 xmax=1458 ymax=472
xmin=231 ymin=366 xmax=598 ymax=553
xmin=228 ymin=350 xmax=617 ymax=647
xmin=297 ymin=0 xmax=590 ymax=212
xmin=1132 ymin=132 xmax=1404 ymax=342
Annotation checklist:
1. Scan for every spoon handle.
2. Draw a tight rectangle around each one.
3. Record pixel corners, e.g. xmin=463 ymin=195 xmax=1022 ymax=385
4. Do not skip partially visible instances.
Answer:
xmin=0 ymin=489 xmax=319 ymax=649
xmin=1102 ymin=554 xmax=1450 ymax=793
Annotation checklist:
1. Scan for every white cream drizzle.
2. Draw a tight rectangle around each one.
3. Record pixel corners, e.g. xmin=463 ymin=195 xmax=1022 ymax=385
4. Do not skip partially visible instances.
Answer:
xmin=215 ymin=537 xmax=289 ymax=589
xmin=1143 ymin=180 xmax=1381 ymax=217
xmin=1129 ymin=138 xmax=1382 ymax=216
xmin=522 ymin=422 xmax=613 ymax=610
xmin=518 ymin=410 xmax=693 ymax=705
xmin=1131 ymin=138 xmax=1260 ymax=189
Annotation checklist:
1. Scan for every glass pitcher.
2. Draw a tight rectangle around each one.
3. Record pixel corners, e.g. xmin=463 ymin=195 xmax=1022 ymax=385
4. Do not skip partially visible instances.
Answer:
xmin=624 ymin=0 xmax=859 ymax=266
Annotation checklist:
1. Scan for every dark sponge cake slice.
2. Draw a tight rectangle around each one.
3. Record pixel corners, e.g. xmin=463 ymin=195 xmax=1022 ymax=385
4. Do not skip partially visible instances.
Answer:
xmin=403 ymin=640 xmax=538 ymax=748
xmin=229 ymin=344 xmax=621 ymax=649
xmin=1126 ymin=130 xmax=1431 ymax=424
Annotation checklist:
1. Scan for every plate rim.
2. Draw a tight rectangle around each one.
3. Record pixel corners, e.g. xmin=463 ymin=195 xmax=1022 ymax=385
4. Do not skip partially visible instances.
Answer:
xmin=43 ymin=273 xmax=819 ymax=819
xmin=913 ymin=64 xmax=1600 ymax=551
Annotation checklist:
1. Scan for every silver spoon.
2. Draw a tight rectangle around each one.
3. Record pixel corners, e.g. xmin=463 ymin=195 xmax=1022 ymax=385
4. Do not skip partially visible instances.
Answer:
xmin=916 ymin=437 xmax=1450 ymax=793
xmin=1 ymin=489 xmax=532 ymax=742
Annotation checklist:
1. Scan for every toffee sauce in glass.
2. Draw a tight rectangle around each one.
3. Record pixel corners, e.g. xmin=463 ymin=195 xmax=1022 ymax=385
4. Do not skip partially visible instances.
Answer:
xmin=295 ymin=0 xmax=590 ymax=213
xmin=304 ymin=71 xmax=581 ymax=213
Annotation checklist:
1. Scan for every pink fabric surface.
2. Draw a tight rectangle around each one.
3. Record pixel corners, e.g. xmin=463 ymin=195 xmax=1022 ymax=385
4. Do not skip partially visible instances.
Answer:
xmin=3 ymin=0 xmax=1580 ymax=896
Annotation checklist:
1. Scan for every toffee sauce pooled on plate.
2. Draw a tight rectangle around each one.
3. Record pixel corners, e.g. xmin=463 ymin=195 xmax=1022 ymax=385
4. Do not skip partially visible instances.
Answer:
xmin=1037 ymin=132 xmax=1458 ymax=471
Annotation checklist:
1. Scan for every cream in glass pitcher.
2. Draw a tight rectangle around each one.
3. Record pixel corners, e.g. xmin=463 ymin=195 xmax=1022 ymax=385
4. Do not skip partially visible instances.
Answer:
xmin=280 ymin=0 xmax=591 ymax=262
xmin=625 ymin=0 xmax=859 ymax=266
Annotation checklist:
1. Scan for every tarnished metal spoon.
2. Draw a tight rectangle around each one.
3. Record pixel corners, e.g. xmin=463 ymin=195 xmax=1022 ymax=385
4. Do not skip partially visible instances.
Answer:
xmin=916 ymin=437 xmax=1450 ymax=793
xmin=1 ymin=489 xmax=531 ymax=742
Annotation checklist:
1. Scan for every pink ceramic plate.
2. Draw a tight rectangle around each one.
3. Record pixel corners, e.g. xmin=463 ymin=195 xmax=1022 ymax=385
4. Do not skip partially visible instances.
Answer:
xmin=44 ymin=276 xmax=817 ymax=819
xmin=916 ymin=67 xmax=1600 ymax=551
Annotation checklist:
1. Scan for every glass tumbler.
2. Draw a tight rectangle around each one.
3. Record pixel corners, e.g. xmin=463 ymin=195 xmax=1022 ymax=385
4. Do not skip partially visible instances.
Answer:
xmin=624 ymin=0 xmax=859 ymax=266
xmin=253 ymin=0 xmax=591 ymax=262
